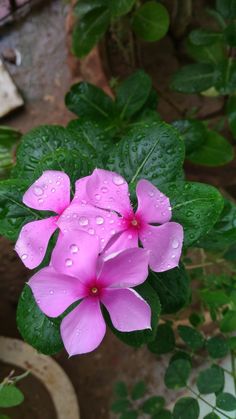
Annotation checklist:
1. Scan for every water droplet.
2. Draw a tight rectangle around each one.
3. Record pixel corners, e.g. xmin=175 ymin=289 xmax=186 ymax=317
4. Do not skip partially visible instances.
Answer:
xmin=109 ymin=219 xmax=114 ymax=224
xmin=148 ymin=190 xmax=154 ymax=197
xmin=33 ymin=186 xmax=43 ymax=196
xmin=56 ymin=180 xmax=61 ymax=185
xmin=95 ymin=194 xmax=101 ymax=200
xmin=111 ymin=229 xmax=116 ymax=235
xmin=128 ymin=234 xmax=133 ymax=239
xmin=49 ymin=290 xmax=54 ymax=295
xmin=65 ymin=258 xmax=73 ymax=267
xmin=172 ymin=238 xmax=179 ymax=249
xmin=70 ymin=244 xmax=79 ymax=254
xmin=101 ymin=186 xmax=108 ymax=193
xmin=79 ymin=216 xmax=89 ymax=226
xmin=112 ymin=175 xmax=124 ymax=186
xmin=38 ymin=198 xmax=44 ymax=204
xmin=88 ymin=228 xmax=95 ymax=235
xmin=21 ymin=254 xmax=28 ymax=260
xmin=51 ymin=188 xmax=56 ymax=193
xmin=96 ymin=216 xmax=104 ymax=225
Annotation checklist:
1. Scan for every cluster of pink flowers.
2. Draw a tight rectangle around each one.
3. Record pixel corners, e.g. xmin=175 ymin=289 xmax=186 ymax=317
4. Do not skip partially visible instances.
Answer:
xmin=15 ymin=169 xmax=183 ymax=356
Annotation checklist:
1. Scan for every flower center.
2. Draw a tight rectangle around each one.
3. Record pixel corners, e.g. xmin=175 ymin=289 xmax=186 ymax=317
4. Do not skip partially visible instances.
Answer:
xmin=131 ymin=219 xmax=138 ymax=227
xmin=91 ymin=287 xmax=98 ymax=295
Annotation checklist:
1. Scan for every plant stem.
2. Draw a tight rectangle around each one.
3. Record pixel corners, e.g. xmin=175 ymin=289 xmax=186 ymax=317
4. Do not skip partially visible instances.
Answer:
xmin=186 ymin=259 xmax=225 ymax=270
xmin=186 ymin=385 xmax=231 ymax=419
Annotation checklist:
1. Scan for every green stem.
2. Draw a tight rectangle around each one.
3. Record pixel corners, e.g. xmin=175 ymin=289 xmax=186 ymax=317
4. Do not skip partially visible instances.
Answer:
xmin=186 ymin=385 xmax=232 ymax=419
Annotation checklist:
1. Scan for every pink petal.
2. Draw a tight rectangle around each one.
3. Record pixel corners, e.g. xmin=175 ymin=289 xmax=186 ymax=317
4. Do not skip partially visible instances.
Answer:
xmin=101 ymin=288 xmax=151 ymax=332
xmin=136 ymin=179 xmax=172 ymax=224
xmin=71 ymin=176 xmax=90 ymax=205
xmin=57 ymin=203 xmax=122 ymax=251
xmin=140 ymin=223 xmax=184 ymax=272
xmin=86 ymin=168 xmax=131 ymax=215
xmin=15 ymin=216 xmax=58 ymax=269
xmin=28 ymin=266 xmax=87 ymax=317
xmin=23 ymin=170 xmax=70 ymax=214
xmin=51 ymin=230 xmax=100 ymax=283
xmin=102 ymin=229 xmax=139 ymax=260
xmin=61 ymin=297 xmax=106 ymax=356
xmin=99 ymin=248 xmax=149 ymax=288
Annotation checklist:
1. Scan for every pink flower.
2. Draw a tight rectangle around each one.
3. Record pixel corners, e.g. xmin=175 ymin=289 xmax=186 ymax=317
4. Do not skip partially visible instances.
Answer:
xmin=59 ymin=169 xmax=184 ymax=272
xmin=28 ymin=231 xmax=151 ymax=356
xmin=15 ymin=170 xmax=118 ymax=269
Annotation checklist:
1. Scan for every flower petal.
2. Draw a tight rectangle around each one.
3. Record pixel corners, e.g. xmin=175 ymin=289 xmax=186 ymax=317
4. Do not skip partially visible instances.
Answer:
xmin=51 ymin=230 xmax=100 ymax=283
xmin=101 ymin=288 xmax=151 ymax=332
xmin=28 ymin=266 xmax=87 ymax=317
xmin=102 ymin=229 xmax=139 ymax=260
xmin=57 ymin=203 xmax=122 ymax=251
xmin=71 ymin=176 xmax=90 ymax=205
xmin=23 ymin=170 xmax=70 ymax=214
xmin=140 ymin=222 xmax=184 ymax=272
xmin=136 ymin=179 xmax=171 ymax=224
xmin=61 ymin=297 xmax=106 ymax=356
xmin=99 ymin=248 xmax=149 ymax=288
xmin=86 ymin=168 xmax=131 ymax=215
xmin=15 ymin=216 xmax=58 ymax=269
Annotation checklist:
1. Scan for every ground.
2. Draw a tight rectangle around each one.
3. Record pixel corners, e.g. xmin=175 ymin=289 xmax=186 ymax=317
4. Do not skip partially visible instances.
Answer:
xmin=0 ymin=1 xmax=235 ymax=418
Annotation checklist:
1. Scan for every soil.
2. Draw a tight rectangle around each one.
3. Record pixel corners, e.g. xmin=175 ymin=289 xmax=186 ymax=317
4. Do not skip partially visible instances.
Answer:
xmin=0 ymin=1 xmax=235 ymax=418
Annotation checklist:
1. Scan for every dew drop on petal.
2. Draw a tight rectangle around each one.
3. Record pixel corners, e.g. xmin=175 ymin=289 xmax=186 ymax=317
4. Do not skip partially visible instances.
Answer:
xmin=128 ymin=234 xmax=133 ymax=239
xmin=70 ymin=244 xmax=79 ymax=254
xmin=148 ymin=190 xmax=154 ymax=197
xmin=33 ymin=186 xmax=43 ymax=196
xmin=101 ymin=187 xmax=108 ymax=193
xmin=56 ymin=181 xmax=61 ymax=185
xmin=112 ymin=175 xmax=124 ymax=186
xmin=65 ymin=258 xmax=73 ymax=267
xmin=172 ymin=238 xmax=179 ymax=249
xmin=49 ymin=290 xmax=54 ymax=295
xmin=96 ymin=216 xmax=104 ymax=225
xmin=51 ymin=188 xmax=56 ymax=193
xmin=88 ymin=228 xmax=95 ymax=235
xmin=79 ymin=216 xmax=89 ymax=226
xmin=111 ymin=229 xmax=116 ymax=235
xmin=21 ymin=254 xmax=28 ymax=260
xmin=95 ymin=194 xmax=101 ymax=201
xmin=38 ymin=198 xmax=44 ymax=204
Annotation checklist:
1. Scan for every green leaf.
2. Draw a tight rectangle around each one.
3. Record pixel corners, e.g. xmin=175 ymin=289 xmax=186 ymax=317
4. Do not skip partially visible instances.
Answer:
xmin=189 ymin=312 xmax=204 ymax=328
xmin=114 ymin=381 xmax=128 ymax=398
xmin=0 ymin=415 xmax=11 ymax=419
xmin=148 ymin=323 xmax=175 ymax=354
xmin=162 ymin=181 xmax=224 ymax=246
xmin=215 ymin=59 xmax=236 ymax=95
xmin=164 ymin=359 xmax=191 ymax=389
xmin=153 ymin=410 xmax=172 ymax=419
xmin=173 ymin=398 xmax=199 ymax=419
xmin=131 ymin=381 xmax=146 ymax=400
xmin=189 ymin=29 xmax=223 ymax=46
xmin=35 ymin=148 xmax=95 ymax=187
xmin=224 ymin=22 xmax=236 ymax=47
xmin=148 ymin=264 xmax=190 ymax=314
xmin=216 ymin=0 xmax=236 ymax=19
xmin=13 ymin=125 xmax=96 ymax=180
xmin=197 ymin=199 xmax=236 ymax=251
xmin=107 ymin=122 xmax=185 ymax=187
xmin=187 ymin=130 xmax=234 ymax=167
xmin=216 ymin=392 xmax=236 ymax=411
xmin=72 ymin=6 xmax=110 ymax=57
xmin=17 ymin=285 xmax=63 ymax=355
xmin=220 ymin=310 xmax=236 ymax=333
xmin=172 ymin=119 xmax=206 ymax=155
xmin=186 ymin=39 xmax=226 ymax=65
xmin=132 ymin=1 xmax=169 ymax=42
xmin=109 ymin=0 xmax=135 ymax=16
xmin=116 ymin=70 xmax=152 ymax=119
xmin=120 ymin=411 xmax=138 ymax=419
xmin=105 ymin=282 xmax=161 ymax=347
xmin=65 ymin=82 xmax=116 ymax=121
xmin=203 ymin=414 xmax=220 ymax=419
xmin=226 ymin=96 xmax=236 ymax=137
xmin=228 ymin=336 xmax=236 ymax=350
xmin=200 ymin=290 xmax=230 ymax=307
xmin=171 ymin=64 xmax=217 ymax=93
xmin=178 ymin=325 xmax=205 ymax=351
xmin=0 ymin=178 xmax=39 ymax=241
xmin=73 ymin=0 xmax=107 ymax=18
xmin=170 ymin=351 xmax=192 ymax=365
xmin=0 ymin=385 xmax=24 ymax=408
xmin=196 ymin=365 xmax=225 ymax=394
xmin=142 ymin=396 xmax=165 ymax=414
xmin=111 ymin=399 xmax=131 ymax=413
xmin=0 ymin=126 xmax=21 ymax=179
xmin=206 ymin=336 xmax=229 ymax=358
